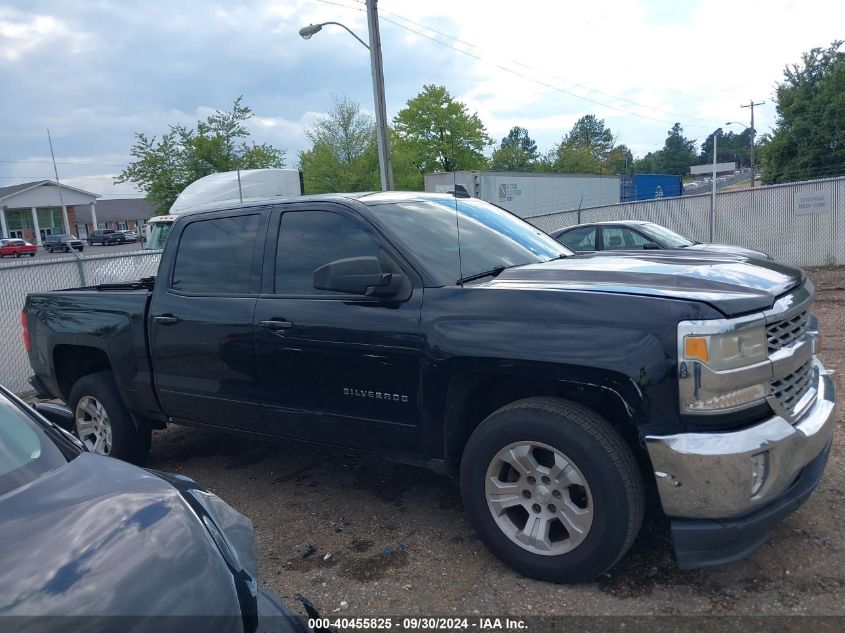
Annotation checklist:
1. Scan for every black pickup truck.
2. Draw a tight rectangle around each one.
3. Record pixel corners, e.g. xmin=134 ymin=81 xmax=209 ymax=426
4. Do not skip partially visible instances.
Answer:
xmin=23 ymin=192 xmax=836 ymax=583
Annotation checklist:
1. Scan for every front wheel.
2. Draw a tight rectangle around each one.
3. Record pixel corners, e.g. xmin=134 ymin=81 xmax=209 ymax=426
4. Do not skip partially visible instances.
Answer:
xmin=69 ymin=372 xmax=151 ymax=464
xmin=460 ymin=397 xmax=644 ymax=583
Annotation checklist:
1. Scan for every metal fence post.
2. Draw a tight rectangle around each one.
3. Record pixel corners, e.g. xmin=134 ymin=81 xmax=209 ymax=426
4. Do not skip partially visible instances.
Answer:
xmin=72 ymin=250 xmax=87 ymax=286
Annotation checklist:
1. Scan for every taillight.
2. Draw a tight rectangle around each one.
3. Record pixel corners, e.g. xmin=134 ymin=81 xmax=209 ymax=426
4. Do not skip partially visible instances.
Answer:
xmin=21 ymin=311 xmax=30 ymax=352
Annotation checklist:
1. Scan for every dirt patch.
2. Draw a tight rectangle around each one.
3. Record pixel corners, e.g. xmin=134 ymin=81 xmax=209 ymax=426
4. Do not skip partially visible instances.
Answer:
xmin=337 ymin=550 xmax=410 ymax=583
xmin=349 ymin=538 xmax=374 ymax=553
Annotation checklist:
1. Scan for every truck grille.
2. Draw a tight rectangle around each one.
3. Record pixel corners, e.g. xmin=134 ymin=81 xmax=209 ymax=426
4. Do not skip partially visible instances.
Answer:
xmin=766 ymin=310 xmax=808 ymax=353
xmin=770 ymin=359 xmax=814 ymax=414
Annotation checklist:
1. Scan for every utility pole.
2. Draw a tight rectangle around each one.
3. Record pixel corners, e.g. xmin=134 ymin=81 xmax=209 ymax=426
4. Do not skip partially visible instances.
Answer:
xmin=711 ymin=130 xmax=717 ymax=242
xmin=741 ymin=100 xmax=765 ymax=187
xmin=47 ymin=129 xmax=71 ymax=237
xmin=365 ymin=0 xmax=394 ymax=191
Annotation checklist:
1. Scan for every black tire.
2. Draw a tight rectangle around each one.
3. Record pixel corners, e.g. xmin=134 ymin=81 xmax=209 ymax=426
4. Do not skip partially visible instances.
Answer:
xmin=78 ymin=247 xmax=84 ymax=252
xmin=69 ymin=372 xmax=151 ymax=465
xmin=460 ymin=397 xmax=644 ymax=583
xmin=30 ymin=253 xmax=35 ymax=257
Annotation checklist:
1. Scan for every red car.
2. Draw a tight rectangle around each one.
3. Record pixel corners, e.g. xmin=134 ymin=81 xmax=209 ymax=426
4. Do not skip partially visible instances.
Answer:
xmin=0 ymin=238 xmax=37 ymax=258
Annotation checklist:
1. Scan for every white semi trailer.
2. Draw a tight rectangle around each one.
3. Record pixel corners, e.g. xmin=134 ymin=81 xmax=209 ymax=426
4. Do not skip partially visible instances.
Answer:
xmin=424 ymin=171 xmax=621 ymax=218
xmin=144 ymin=169 xmax=303 ymax=250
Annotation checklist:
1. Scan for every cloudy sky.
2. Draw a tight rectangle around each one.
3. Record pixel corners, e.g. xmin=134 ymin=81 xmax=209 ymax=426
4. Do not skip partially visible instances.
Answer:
xmin=1 ymin=0 xmax=843 ymax=198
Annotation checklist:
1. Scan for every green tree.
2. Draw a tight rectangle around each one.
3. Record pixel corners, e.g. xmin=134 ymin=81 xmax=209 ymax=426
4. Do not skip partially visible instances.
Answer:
xmin=633 ymin=151 xmax=659 ymax=173
xmin=605 ymin=144 xmax=633 ymax=174
xmin=553 ymin=115 xmax=615 ymax=171
xmin=761 ymin=41 xmax=845 ymax=183
xmin=699 ymin=128 xmax=752 ymax=167
xmin=117 ymin=97 xmax=286 ymax=214
xmin=552 ymin=115 xmax=627 ymax=174
xmin=657 ymin=122 xmax=697 ymax=176
xmin=489 ymin=126 xmax=539 ymax=171
xmin=298 ymin=96 xmax=380 ymax=193
xmin=392 ymin=85 xmax=491 ymax=180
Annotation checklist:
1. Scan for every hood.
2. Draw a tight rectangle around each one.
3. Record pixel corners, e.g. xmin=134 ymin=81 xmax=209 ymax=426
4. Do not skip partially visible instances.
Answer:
xmin=487 ymin=252 xmax=803 ymax=316
xmin=0 ymin=454 xmax=245 ymax=621
xmin=686 ymin=242 xmax=772 ymax=260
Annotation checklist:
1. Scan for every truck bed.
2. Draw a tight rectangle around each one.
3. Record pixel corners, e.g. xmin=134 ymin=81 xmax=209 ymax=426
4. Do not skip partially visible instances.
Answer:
xmin=24 ymin=277 xmax=160 ymax=423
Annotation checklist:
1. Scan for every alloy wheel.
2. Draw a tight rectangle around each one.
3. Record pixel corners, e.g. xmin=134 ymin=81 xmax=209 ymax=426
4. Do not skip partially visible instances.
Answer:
xmin=75 ymin=395 xmax=113 ymax=455
xmin=485 ymin=441 xmax=594 ymax=556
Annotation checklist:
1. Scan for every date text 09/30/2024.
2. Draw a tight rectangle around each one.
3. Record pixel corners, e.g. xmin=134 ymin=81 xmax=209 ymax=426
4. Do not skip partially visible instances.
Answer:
xmin=307 ymin=617 xmax=527 ymax=631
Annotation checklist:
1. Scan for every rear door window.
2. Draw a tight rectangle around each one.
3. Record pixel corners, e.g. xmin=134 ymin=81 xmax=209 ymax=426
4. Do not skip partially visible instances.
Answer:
xmin=171 ymin=214 xmax=261 ymax=295
xmin=557 ymin=226 xmax=597 ymax=251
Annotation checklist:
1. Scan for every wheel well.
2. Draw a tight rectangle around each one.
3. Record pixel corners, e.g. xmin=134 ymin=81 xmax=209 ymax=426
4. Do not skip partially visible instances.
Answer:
xmin=444 ymin=372 xmax=641 ymax=467
xmin=53 ymin=345 xmax=112 ymax=401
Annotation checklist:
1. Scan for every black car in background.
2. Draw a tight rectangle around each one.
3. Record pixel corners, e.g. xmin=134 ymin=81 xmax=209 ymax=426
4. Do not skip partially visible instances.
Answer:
xmin=89 ymin=229 xmax=138 ymax=245
xmin=88 ymin=229 xmax=120 ymax=245
xmin=43 ymin=234 xmax=84 ymax=253
xmin=0 ymin=385 xmax=307 ymax=632
xmin=552 ymin=220 xmax=773 ymax=260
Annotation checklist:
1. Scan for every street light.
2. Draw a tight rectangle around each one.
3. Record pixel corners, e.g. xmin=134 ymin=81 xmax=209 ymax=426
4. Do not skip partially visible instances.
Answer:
xmin=298 ymin=22 xmax=369 ymax=49
xmin=298 ymin=0 xmax=394 ymax=191
xmin=725 ymin=120 xmax=755 ymax=188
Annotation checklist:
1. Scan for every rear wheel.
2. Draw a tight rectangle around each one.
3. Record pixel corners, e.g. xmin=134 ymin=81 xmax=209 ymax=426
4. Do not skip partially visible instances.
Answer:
xmin=69 ymin=372 xmax=151 ymax=465
xmin=460 ymin=397 xmax=644 ymax=583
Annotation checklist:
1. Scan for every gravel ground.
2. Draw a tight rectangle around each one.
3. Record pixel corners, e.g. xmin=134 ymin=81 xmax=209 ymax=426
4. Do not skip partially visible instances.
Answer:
xmin=136 ymin=268 xmax=844 ymax=616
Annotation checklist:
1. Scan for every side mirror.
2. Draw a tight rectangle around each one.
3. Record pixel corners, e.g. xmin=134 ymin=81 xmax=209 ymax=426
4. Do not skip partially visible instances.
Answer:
xmin=643 ymin=242 xmax=661 ymax=250
xmin=32 ymin=402 xmax=75 ymax=431
xmin=313 ymin=256 xmax=405 ymax=297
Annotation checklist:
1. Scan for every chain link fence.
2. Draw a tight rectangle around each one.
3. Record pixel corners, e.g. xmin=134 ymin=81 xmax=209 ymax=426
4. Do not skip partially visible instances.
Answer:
xmin=0 ymin=250 xmax=162 ymax=393
xmin=526 ymin=175 xmax=845 ymax=267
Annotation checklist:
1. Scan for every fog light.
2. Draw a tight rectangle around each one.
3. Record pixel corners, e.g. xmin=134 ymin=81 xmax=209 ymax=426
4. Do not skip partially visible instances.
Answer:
xmin=685 ymin=383 xmax=767 ymax=411
xmin=750 ymin=451 xmax=770 ymax=497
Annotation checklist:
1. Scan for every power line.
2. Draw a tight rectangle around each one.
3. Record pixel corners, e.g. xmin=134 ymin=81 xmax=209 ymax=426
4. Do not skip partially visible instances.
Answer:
xmin=0 ymin=160 xmax=128 ymax=167
xmin=309 ymin=0 xmax=721 ymax=129
xmin=375 ymin=6 xmax=721 ymax=128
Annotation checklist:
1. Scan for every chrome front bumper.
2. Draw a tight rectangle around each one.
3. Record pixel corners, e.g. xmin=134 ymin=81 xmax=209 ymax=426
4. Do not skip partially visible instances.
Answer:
xmin=646 ymin=357 xmax=836 ymax=519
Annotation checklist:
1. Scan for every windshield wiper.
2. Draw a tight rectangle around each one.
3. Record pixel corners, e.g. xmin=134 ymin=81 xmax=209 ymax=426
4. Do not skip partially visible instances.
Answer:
xmin=457 ymin=266 xmax=507 ymax=285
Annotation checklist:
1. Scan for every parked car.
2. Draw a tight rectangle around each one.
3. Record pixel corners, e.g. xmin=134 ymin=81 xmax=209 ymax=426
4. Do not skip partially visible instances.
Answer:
xmin=89 ymin=229 xmax=136 ymax=245
xmin=0 ymin=238 xmax=37 ymax=258
xmin=24 ymin=192 xmax=835 ymax=583
xmin=552 ymin=220 xmax=773 ymax=259
xmin=88 ymin=229 xmax=119 ymax=245
xmin=0 ymin=384 xmax=308 ymax=631
xmin=116 ymin=229 xmax=138 ymax=243
xmin=43 ymin=234 xmax=84 ymax=253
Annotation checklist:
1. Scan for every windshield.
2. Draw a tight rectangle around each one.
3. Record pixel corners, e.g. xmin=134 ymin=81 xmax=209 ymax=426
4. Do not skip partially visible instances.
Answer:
xmin=144 ymin=221 xmax=173 ymax=250
xmin=0 ymin=395 xmax=69 ymax=497
xmin=367 ymin=197 xmax=571 ymax=284
xmin=638 ymin=223 xmax=694 ymax=248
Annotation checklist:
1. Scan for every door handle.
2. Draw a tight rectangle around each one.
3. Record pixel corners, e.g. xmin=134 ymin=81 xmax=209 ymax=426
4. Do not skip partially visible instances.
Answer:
xmin=258 ymin=319 xmax=293 ymax=331
xmin=153 ymin=315 xmax=180 ymax=325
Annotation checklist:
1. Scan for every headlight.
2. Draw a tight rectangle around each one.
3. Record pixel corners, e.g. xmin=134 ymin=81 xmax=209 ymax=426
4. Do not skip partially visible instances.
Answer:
xmin=682 ymin=321 xmax=767 ymax=370
xmin=678 ymin=316 xmax=770 ymax=413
